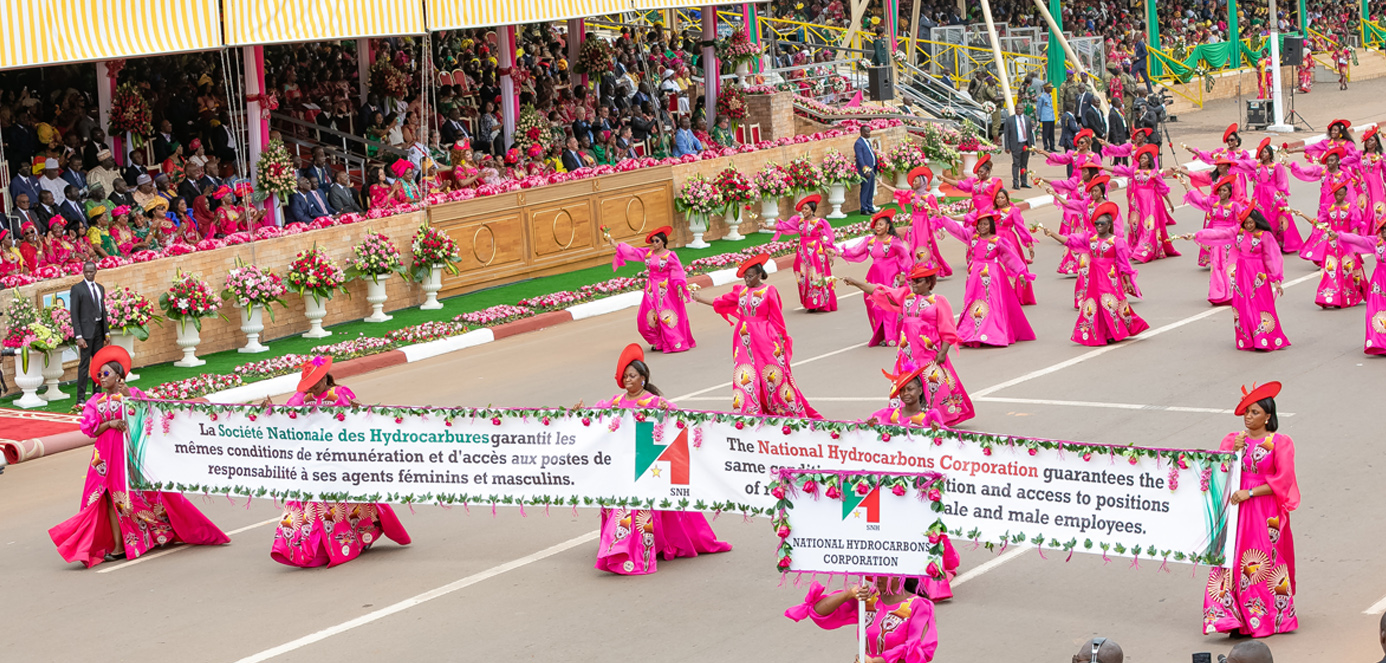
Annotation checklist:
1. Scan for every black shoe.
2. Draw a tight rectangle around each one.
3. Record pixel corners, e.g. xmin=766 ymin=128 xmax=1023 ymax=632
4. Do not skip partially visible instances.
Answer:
xmin=103 ymin=552 xmax=127 ymax=562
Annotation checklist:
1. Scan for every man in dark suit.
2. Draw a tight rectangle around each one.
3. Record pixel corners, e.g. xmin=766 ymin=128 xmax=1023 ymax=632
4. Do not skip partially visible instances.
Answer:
xmin=853 ymin=125 xmax=878 ymax=214
xmin=571 ymin=107 xmax=594 ymax=146
xmin=1002 ymin=110 xmax=1034 ymax=190
xmin=69 ymin=261 xmax=108 ymax=403
xmin=35 ymin=190 xmax=61 ymax=225
xmin=81 ymin=128 xmax=109 ymax=170
xmin=299 ymin=147 xmax=334 ymax=195
xmin=152 ymin=119 xmax=177 ymax=164
xmin=178 ymin=163 xmax=207 ymax=206
xmin=560 ymin=137 xmax=584 ymax=172
xmin=286 ymin=177 xmax=335 ymax=225
xmin=11 ymin=192 xmax=38 ymax=236
xmin=440 ymin=108 xmax=471 ymax=145
xmin=326 ymin=170 xmax=363 ymax=215
xmin=59 ymin=185 xmax=88 ymax=229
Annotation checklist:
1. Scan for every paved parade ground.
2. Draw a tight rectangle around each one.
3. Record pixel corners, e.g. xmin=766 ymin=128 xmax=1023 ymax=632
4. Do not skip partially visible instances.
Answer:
xmin=7 ymin=97 xmax=1386 ymax=661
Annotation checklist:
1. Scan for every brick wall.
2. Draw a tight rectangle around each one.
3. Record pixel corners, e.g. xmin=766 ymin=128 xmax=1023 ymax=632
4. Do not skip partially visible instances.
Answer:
xmin=1 ymin=211 xmax=428 ymax=383
xmin=743 ymin=91 xmax=795 ymax=141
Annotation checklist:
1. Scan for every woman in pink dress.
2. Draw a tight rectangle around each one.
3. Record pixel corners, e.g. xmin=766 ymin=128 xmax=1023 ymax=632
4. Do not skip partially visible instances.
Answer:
xmin=1106 ymin=144 xmax=1180 ymax=263
xmin=270 ymin=357 xmax=411 ymax=567
xmin=840 ymin=210 xmax=913 ymax=346
xmin=786 ymin=576 xmax=939 ymax=662
xmin=1042 ymin=202 xmax=1148 ymax=346
xmin=1183 ymin=208 xmax=1291 ymax=351
xmin=939 ymin=154 xmax=1004 ymax=214
xmin=49 ymin=346 xmax=229 ymax=567
xmin=1289 ymin=118 xmax=1360 ymax=168
xmin=893 ymin=168 xmax=951 ymax=278
xmin=1051 ymin=175 xmax=1120 ymax=309
xmin=608 ymin=226 xmax=696 ymax=353
xmin=42 ymin=217 xmax=76 ymax=267
xmin=938 ymin=211 xmax=1035 ymax=347
xmin=1039 ymin=163 xmax=1104 ymax=276
xmin=1203 ymin=382 xmax=1299 ymax=638
xmin=1334 ymin=220 xmax=1386 ymax=353
xmin=1180 ymin=174 xmax=1246 ymax=305
xmin=1185 ymin=124 xmax=1252 ymax=195
xmin=772 ymin=194 xmax=840 ymax=311
xmin=1357 ymin=126 xmax=1386 ymax=215
xmin=1234 ymin=138 xmax=1303 ymax=254
xmin=1290 ymin=180 xmax=1373 ymax=308
xmin=579 ymin=344 xmax=732 ymax=575
xmin=1291 ymin=146 xmax=1360 ymax=264
xmin=692 ymin=254 xmax=819 ymax=418
xmin=978 ymin=184 xmax=1037 ymax=305
xmin=842 ymin=264 xmax=974 ymax=426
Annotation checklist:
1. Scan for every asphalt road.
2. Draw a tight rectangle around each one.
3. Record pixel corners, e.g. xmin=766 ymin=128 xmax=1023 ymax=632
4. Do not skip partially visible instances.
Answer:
xmin=4 ymin=118 xmax=1386 ymax=663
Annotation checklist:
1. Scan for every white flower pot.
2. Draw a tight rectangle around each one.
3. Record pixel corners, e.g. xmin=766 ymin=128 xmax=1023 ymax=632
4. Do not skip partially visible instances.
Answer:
xmin=420 ymin=265 xmax=445 ymax=310
xmin=735 ymin=61 xmax=750 ymax=76
xmin=238 ymin=304 xmax=269 ymax=354
xmin=687 ymin=213 xmax=711 ymax=249
xmin=41 ymin=348 xmax=69 ymax=402
xmin=894 ymin=172 xmax=911 ymax=189
xmin=758 ymin=198 xmax=780 ymax=234
xmin=110 ymin=332 xmax=139 ymax=382
xmin=925 ymin=159 xmax=944 ymax=198
xmin=723 ymin=207 xmax=745 ymax=242
xmin=826 ymin=184 xmax=848 ymax=219
xmin=14 ymin=350 xmax=46 ymax=408
xmin=174 ymin=319 xmax=205 ymax=368
xmin=303 ymin=294 xmax=332 ymax=339
xmin=960 ymin=152 xmax=979 ymax=179
xmin=364 ymin=276 xmax=393 ymax=323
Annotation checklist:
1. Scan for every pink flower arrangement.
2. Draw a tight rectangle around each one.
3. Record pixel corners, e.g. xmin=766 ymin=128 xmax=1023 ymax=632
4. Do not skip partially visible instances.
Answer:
xmin=713 ymin=167 xmax=756 ymax=209
xmin=105 ymin=286 xmax=160 ymax=340
xmin=820 ymin=149 xmax=862 ymax=186
xmin=222 ymin=262 xmax=287 ymax=310
xmin=410 ymin=224 xmax=461 ymax=281
xmin=346 ymin=232 xmax=405 ymax=283
xmin=159 ymin=271 xmax=223 ymax=330
xmin=453 ymin=304 xmax=533 ymax=327
xmin=234 ymin=353 xmax=312 ymax=381
xmin=2 ymin=295 xmax=41 ymax=349
xmin=385 ymin=321 xmax=469 ymax=345
xmin=286 ymin=246 xmax=347 ymax=300
xmin=309 ymin=336 xmax=395 ymax=360
xmin=783 ymin=156 xmax=823 ymax=194
xmin=674 ymin=175 xmax=724 ymax=217
xmin=751 ymin=163 xmax=791 ymax=201
xmin=146 ymin=373 xmax=244 ymax=400
xmin=44 ymin=305 xmax=75 ymax=344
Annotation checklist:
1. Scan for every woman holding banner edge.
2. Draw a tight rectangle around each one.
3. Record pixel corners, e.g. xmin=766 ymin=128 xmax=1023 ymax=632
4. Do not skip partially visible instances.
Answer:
xmin=268 ymin=356 xmax=412 ymax=568
xmin=786 ymin=575 xmax=939 ymax=662
xmin=1202 ymin=382 xmax=1299 ymax=638
xmin=578 ymin=343 xmax=732 ymax=575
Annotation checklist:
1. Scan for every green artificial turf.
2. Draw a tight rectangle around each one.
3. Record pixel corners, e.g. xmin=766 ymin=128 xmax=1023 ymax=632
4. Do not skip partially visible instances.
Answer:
xmin=3 ymin=203 xmax=952 ymax=413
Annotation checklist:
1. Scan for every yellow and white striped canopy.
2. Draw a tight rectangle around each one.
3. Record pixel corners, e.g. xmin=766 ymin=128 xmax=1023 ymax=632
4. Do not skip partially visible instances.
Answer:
xmin=0 ymin=0 xmax=222 ymax=70
xmin=630 ymin=0 xmax=764 ymax=9
xmin=223 ymin=0 xmax=425 ymax=45
xmin=426 ymin=0 xmax=628 ymax=31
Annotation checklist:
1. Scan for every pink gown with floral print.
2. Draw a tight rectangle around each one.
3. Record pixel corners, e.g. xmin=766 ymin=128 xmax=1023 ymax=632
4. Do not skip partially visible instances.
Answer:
xmin=1290 ymin=162 xmax=1359 ymax=263
xmin=1233 ymin=160 xmax=1303 ymax=253
xmin=895 ymin=190 xmax=952 ymax=278
xmin=612 ymin=243 xmax=696 ymax=353
xmin=950 ymin=175 xmax=1004 ymax=214
xmin=1192 ymin=147 xmax=1252 ymax=196
xmin=49 ymin=389 xmax=230 ymax=567
xmin=969 ymin=206 xmax=1037 ymax=305
xmin=1203 ymin=432 xmax=1299 ymax=638
xmin=786 ymin=583 xmax=939 ymax=663
xmin=840 ymin=234 xmax=913 ymax=346
xmin=772 ymin=215 xmax=839 ymax=311
xmin=1184 ymin=191 xmax=1245 ymax=305
xmin=711 ymin=285 xmax=820 ymax=418
xmin=1310 ymin=203 xmax=1370 ymax=308
xmin=593 ymin=392 xmax=731 ymax=575
xmin=1059 ymin=232 xmax=1149 ymax=346
xmin=1050 ymin=177 xmax=1092 ymax=275
xmin=1194 ymin=228 xmax=1290 ymax=351
xmin=869 ymin=287 xmax=974 ymax=426
xmin=1111 ymin=164 xmax=1181 ymax=262
xmin=1358 ymin=152 xmax=1386 ymax=218
xmin=939 ymin=217 xmax=1035 ymax=347
xmin=271 ymin=386 xmax=411 ymax=568
xmin=1057 ymin=190 xmax=1124 ymax=309
xmin=1339 ymin=232 xmax=1386 ymax=353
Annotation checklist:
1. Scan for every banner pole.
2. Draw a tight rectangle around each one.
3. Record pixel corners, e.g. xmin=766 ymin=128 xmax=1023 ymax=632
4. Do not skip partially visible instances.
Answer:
xmin=857 ymin=583 xmax=868 ymax=663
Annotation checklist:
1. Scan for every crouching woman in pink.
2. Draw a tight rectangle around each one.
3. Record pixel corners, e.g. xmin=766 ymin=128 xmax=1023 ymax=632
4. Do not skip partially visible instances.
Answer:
xmin=578 ymin=344 xmax=732 ymax=575
xmin=49 ymin=346 xmax=229 ymax=567
xmin=270 ymin=357 xmax=411 ymax=567
xmin=609 ymin=225 xmax=696 ymax=353
xmin=787 ymin=576 xmax=939 ymax=662
xmin=1203 ymin=382 xmax=1299 ymax=638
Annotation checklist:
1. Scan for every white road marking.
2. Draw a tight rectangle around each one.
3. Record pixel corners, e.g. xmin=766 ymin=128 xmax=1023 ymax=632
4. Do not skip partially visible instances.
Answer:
xmin=671 ymin=342 xmax=870 ymax=401
xmin=233 ymin=531 xmax=599 ymax=662
xmin=95 ymin=517 xmax=280 ymax=574
xmin=1364 ymin=594 xmax=1386 ymax=615
xmin=951 ymin=544 xmax=1032 ymax=587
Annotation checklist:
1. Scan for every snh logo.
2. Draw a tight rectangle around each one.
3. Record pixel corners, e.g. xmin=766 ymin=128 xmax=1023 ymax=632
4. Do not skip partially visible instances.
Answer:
xmin=842 ymin=482 xmax=881 ymax=528
xmin=633 ymin=421 xmax=690 ymax=490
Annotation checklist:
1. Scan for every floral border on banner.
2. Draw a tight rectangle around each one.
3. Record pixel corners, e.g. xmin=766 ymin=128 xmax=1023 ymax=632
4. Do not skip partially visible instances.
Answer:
xmin=127 ymin=399 xmax=1236 ymax=570
xmin=769 ymin=469 xmax=948 ymax=577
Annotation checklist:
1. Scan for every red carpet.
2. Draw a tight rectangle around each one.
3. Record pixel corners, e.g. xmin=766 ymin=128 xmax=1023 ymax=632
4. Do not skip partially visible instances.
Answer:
xmin=0 ymin=409 xmax=85 ymax=464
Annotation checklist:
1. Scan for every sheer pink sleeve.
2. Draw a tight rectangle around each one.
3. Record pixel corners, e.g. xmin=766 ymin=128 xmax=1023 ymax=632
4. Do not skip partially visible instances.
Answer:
xmin=1191 ymin=148 xmax=1218 ymax=165
xmin=611 ymin=242 xmax=650 ymax=271
xmin=869 ymin=285 xmax=911 ymax=313
xmin=330 ymin=386 xmax=357 ymax=406
xmin=772 ymin=215 xmax=803 ymax=242
xmin=1051 ymin=178 xmax=1078 ymax=196
xmin=1260 ymin=234 xmax=1285 ymax=282
xmin=285 ymin=392 xmax=308 ymax=406
xmin=1058 ymin=192 xmax=1090 ymax=216
xmin=1045 ymin=151 xmax=1076 ymax=167
xmin=1006 ymin=209 xmax=1035 ymax=246
xmin=666 ymin=253 xmax=688 ymax=286
xmin=1110 ymin=163 xmax=1136 ymax=179
xmin=1152 ymin=172 xmax=1172 ymax=197
xmin=711 ymin=286 xmax=741 ymax=323
xmin=1338 ymin=231 xmax=1378 ymax=255
xmin=953 ymin=177 xmax=978 ymax=193
xmin=997 ymin=240 xmax=1031 ymax=279
xmin=934 ymin=296 xmax=958 ymax=344
xmin=784 ymin=582 xmax=856 ymax=629
xmin=1183 ymin=190 xmax=1216 ymax=212
xmin=880 ymin=597 xmax=940 ymax=663
xmin=1267 ymin=434 xmax=1300 ymax=512
xmin=1272 ymin=163 xmax=1290 ymax=192
xmin=1289 ymin=161 xmax=1323 ymax=182
xmin=1062 ymin=231 xmax=1091 ymax=251
xmin=839 ymin=237 xmax=871 ymax=263
xmin=937 ymin=216 xmax=971 ymax=242
xmin=1101 ymin=143 xmax=1133 ymax=160
xmin=79 ymin=397 xmax=102 ymax=438
xmin=1194 ymin=227 xmax=1237 ymax=246
xmin=766 ymin=286 xmax=793 ymax=359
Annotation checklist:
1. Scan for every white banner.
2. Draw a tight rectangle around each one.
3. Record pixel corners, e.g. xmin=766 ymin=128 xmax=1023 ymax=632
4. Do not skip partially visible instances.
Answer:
xmin=125 ymin=400 xmax=1239 ymax=565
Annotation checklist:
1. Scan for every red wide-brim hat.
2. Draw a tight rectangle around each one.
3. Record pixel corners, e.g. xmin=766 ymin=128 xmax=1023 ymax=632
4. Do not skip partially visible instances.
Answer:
xmin=1092 ymin=201 xmax=1121 ymax=224
xmin=907 ymin=263 xmax=939 ymax=280
xmin=908 ymin=166 xmax=933 ymax=188
xmin=615 ymin=343 xmax=644 ymax=388
xmin=736 ymin=252 xmax=771 ymax=278
xmin=972 ymin=153 xmax=991 ymax=174
xmin=1235 ymin=381 xmax=1281 ymax=415
xmin=1085 ymin=175 xmax=1110 ymax=193
xmin=90 ymin=345 xmax=132 ymax=384
xmin=1135 ymin=144 xmax=1160 ymax=164
xmin=795 ymin=194 xmax=821 ymax=212
xmin=1075 ymin=129 xmax=1094 ymax=143
xmin=645 ymin=226 xmax=672 ymax=244
xmin=1213 ymin=174 xmax=1238 ymax=194
xmin=297 ymin=356 xmax=333 ymax=394
xmin=1321 ymin=146 xmax=1346 ymax=164
xmin=871 ymin=209 xmax=896 ymax=223
xmin=883 ymin=365 xmax=926 ymax=398
xmin=1222 ymin=123 xmax=1239 ymax=142
xmin=1257 ymin=136 xmax=1273 ymax=157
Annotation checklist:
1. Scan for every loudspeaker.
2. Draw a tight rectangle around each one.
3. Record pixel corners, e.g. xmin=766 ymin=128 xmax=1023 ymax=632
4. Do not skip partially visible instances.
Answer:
xmin=1246 ymin=100 xmax=1269 ymax=129
xmin=867 ymin=66 xmax=895 ymax=101
xmin=1282 ymin=36 xmax=1304 ymax=65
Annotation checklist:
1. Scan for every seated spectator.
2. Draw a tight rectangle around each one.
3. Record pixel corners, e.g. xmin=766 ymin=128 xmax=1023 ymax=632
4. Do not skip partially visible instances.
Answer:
xmin=673 ymin=117 xmax=703 ymax=157
xmin=560 ymin=137 xmax=585 ymax=172
xmin=711 ymin=115 xmax=738 ymax=149
xmin=300 ymin=147 xmax=334 ymax=194
xmin=287 ymin=176 xmax=335 ymax=225
xmin=131 ymin=174 xmax=160 ymax=211
xmin=327 ymin=170 xmax=363 ymax=215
